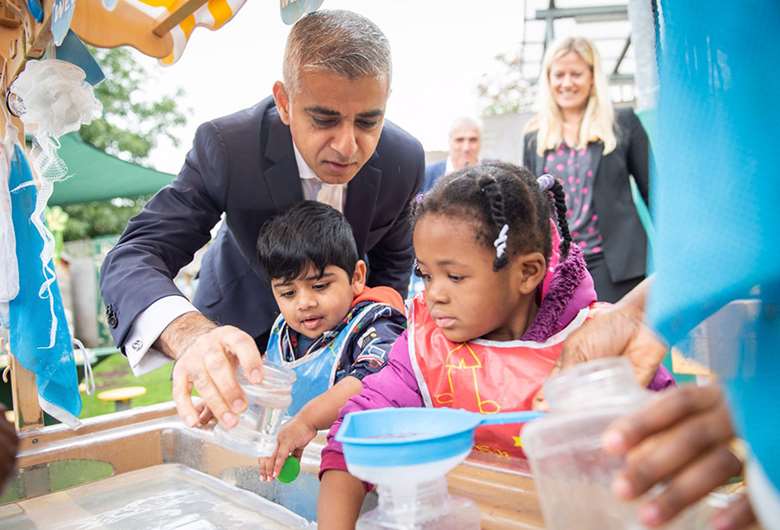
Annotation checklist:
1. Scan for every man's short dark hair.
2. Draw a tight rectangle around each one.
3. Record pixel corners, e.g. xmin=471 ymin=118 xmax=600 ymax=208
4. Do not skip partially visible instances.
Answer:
xmin=257 ymin=200 xmax=359 ymax=283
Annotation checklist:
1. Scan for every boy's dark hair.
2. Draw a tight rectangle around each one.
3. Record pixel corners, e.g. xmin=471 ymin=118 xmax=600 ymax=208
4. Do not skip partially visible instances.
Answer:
xmin=257 ymin=201 xmax=359 ymax=282
xmin=412 ymin=161 xmax=572 ymax=271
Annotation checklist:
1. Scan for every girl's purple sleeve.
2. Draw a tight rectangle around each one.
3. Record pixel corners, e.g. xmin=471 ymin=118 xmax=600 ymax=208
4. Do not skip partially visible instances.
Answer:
xmin=320 ymin=331 xmax=424 ymax=478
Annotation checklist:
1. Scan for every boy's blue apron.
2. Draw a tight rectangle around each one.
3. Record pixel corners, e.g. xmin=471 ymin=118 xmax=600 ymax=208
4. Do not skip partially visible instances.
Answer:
xmin=266 ymin=303 xmax=383 ymax=416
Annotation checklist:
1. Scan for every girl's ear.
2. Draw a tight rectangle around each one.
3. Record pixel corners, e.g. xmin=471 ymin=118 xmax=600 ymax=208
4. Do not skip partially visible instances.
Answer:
xmin=351 ymin=260 xmax=368 ymax=296
xmin=511 ymin=252 xmax=547 ymax=295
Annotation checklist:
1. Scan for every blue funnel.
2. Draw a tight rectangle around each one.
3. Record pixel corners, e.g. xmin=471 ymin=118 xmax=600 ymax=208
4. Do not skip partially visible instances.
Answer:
xmin=337 ymin=408 xmax=542 ymax=484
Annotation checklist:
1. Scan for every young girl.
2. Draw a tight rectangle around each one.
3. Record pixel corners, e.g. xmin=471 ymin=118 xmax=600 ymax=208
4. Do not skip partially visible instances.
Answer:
xmin=316 ymin=162 xmax=672 ymax=528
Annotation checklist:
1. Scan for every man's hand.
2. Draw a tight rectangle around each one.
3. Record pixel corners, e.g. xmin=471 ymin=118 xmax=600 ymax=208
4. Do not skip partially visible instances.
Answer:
xmin=604 ymin=384 xmax=754 ymax=529
xmin=533 ymin=302 xmax=667 ymax=410
xmin=561 ymin=302 xmax=668 ymax=387
xmin=158 ymin=312 xmax=263 ymax=429
xmin=259 ymin=416 xmax=317 ymax=481
xmin=0 ymin=405 xmax=19 ymax=490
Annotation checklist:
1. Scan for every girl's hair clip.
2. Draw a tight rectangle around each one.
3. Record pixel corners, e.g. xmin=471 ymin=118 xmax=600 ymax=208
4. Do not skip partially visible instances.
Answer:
xmin=537 ymin=174 xmax=555 ymax=191
xmin=493 ymin=223 xmax=509 ymax=259
xmin=414 ymin=193 xmax=425 ymax=204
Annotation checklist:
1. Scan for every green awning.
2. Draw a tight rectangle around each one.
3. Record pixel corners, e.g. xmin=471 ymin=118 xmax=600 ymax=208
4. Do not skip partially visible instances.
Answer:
xmin=49 ymin=133 xmax=175 ymax=205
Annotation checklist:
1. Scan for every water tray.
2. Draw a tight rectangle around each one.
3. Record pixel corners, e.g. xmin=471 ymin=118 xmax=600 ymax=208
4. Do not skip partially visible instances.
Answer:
xmin=0 ymin=463 xmax=314 ymax=530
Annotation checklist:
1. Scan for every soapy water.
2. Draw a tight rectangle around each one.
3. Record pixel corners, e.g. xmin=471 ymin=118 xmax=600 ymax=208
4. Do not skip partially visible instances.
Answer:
xmin=0 ymin=464 xmax=313 ymax=530
xmin=534 ymin=475 xmax=712 ymax=530
xmin=363 ymin=432 xmax=425 ymax=439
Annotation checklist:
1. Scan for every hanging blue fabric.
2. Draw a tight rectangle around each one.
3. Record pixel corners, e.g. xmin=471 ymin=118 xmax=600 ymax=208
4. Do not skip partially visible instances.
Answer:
xmin=55 ymin=31 xmax=106 ymax=86
xmin=650 ymin=0 xmax=780 ymax=496
xmin=280 ymin=0 xmax=324 ymax=24
xmin=8 ymin=145 xmax=81 ymax=425
xmin=27 ymin=0 xmax=44 ymax=22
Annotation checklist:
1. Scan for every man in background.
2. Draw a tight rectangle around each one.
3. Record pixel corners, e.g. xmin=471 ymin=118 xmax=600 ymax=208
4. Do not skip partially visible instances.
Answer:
xmin=422 ymin=116 xmax=481 ymax=193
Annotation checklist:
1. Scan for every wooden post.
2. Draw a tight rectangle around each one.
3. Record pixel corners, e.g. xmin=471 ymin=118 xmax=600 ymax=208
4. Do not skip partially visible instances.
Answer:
xmin=0 ymin=0 xmax=52 ymax=433
xmin=10 ymin=355 xmax=43 ymax=430
xmin=152 ymin=0 xmax=208 ymax=37
xmin=71 ymin=0 xmax=173 ymax=59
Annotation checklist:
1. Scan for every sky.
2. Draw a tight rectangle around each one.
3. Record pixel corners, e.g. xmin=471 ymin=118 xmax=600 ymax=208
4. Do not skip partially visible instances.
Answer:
xmin=135 ymin=1 xmax=529 ymax=173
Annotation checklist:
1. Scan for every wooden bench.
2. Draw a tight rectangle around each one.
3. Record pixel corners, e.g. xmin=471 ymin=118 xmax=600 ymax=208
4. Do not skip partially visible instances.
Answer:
xmin=96 ymin=386 xmax=147 ymax=412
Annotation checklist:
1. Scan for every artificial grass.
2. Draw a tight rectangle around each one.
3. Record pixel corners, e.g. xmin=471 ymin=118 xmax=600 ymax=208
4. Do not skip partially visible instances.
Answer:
xmin=79 ymin=353 xmax=174 ymax=418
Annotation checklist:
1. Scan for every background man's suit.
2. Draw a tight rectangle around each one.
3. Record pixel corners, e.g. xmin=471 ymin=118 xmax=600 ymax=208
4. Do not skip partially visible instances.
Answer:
xmin=100 ymin=96 xmax=425 ymax=351
xmin=422 ymin=159 xmax=446 ymax=193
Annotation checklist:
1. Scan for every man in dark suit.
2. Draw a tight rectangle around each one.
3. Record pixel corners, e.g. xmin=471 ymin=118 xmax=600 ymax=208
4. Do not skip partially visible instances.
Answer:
xmin=421 ymin=116 xmax=481 ymax=193
xmin=99 ymin=10 xmax=424 ymax=429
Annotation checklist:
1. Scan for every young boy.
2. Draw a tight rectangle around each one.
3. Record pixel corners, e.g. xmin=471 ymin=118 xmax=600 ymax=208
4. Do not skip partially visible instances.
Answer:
xmin=256 ymin=201 xmax=405 ymax=481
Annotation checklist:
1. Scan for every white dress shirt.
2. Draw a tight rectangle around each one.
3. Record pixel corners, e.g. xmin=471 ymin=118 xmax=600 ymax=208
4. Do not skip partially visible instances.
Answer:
xmin=445 ymin=157 xmax=480 ymax=176
xmin=124 ymin=144 xmax=348 ymax=375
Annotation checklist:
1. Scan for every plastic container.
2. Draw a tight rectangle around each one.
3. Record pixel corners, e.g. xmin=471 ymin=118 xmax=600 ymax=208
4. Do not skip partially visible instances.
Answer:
xmin=523 ymin=358 xmax=711 ymax=529
xmin=357 ymin=477 xmax=481 ymax=529
xmin=214 ymin=363 xmax=296 ymax=457
xmin=675 ymin=298 xmax=760 ymax=380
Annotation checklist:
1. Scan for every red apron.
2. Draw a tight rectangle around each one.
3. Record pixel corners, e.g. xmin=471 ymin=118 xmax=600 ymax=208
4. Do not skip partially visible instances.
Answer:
xmin=408 ymin=297 xmax=589 ymax=459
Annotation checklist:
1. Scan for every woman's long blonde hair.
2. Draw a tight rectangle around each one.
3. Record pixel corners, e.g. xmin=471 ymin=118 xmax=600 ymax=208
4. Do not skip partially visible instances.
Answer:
xmin=526 ymin=36 xmax=617 ymax=156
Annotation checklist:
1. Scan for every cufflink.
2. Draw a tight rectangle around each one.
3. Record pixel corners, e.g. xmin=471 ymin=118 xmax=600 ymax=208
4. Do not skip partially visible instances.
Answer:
xmin=106 ymin=304 xmax=118 ymax=329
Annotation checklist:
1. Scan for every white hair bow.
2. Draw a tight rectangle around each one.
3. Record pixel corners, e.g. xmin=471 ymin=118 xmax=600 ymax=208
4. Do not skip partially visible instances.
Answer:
xmin=494 ymin=224 xmax=509 ymax=259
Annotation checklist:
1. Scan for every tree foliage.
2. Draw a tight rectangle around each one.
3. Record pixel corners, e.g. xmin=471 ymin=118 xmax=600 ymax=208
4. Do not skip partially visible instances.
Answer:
xmin=61 ymin=47 xmax=187 ymax=241
xmin=62 ymin=196 xmax=152 ymax=242
xmin=79 ymin=47 xmax=186 ymax=163
xmin=478 ymin=48 xmax=536 ymax=117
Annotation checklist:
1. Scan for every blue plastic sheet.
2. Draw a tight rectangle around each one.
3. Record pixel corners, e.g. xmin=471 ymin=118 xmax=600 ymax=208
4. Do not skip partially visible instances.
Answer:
xmin=280 ymin=0 xmax=324 ymax=24
xmin=650 ymin=0 xmax=780 ymax=493
xmin=8 ymin=145 xmax=81 ymax=425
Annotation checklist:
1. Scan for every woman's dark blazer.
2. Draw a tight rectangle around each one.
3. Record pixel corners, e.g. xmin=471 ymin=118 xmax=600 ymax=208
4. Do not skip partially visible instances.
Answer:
xmin=523 ymin=108 xmax=650 ymax=283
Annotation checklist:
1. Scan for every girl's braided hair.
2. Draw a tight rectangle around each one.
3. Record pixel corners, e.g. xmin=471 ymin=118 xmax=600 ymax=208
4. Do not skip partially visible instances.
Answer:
xmin=412 ymin=161 xmax=571 ymax=270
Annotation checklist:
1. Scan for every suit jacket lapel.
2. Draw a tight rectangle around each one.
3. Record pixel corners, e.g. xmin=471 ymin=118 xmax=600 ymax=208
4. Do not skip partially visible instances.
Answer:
xmin=344 ymin=153 xmax=381 ymax=255
xmin=263 ymin=111 xmax=303 ymax=210
xmin=587 ymin=142 xmax=605 ymax=183
xmin=528 ymin=136 xmax=545 ymax=175
xmin=535 ymin=151 xmax=545 ymax=175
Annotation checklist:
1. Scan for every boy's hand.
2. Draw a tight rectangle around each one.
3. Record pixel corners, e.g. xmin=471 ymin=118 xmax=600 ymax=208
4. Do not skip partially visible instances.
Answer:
xmin=604 ymin=384 xmax=749 ymax=528
xmin=259 ymin=416 xmax=317 ymax=481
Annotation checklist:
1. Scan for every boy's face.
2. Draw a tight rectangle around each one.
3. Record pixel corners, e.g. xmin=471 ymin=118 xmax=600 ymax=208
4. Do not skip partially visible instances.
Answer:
xmin=271 ymin=261 xmax=367 ymax=339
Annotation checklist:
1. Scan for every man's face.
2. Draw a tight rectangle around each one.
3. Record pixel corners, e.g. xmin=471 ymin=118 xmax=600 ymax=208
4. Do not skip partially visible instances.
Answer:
xmin=270 ymin=262 xmax=366 ymax=339
xmin=274 ymin=71 xmax=389 ymax=185
xmin=448 ymin=126 xmax=481 ymax=171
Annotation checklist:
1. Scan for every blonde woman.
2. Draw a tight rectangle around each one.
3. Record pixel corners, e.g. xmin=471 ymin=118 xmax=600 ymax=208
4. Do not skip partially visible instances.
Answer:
xmin=523 ymin=36 xmax=651 ymax=302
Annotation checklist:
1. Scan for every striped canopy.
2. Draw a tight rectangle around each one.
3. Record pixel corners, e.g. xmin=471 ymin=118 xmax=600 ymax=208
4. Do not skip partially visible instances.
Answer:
xmin=71 ymin=0 xmax=319 ymax=65
xmin=136 ymin=0 xmax=247 ymax=65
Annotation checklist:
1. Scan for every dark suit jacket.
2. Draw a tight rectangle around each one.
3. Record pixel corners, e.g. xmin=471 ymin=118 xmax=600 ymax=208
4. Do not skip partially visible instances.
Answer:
xmin=100 ymin=96 xmax=425 ymax=349
xmin=422 ymin=159 xmax=446 ymax=193
xmin=523 ymin=108 xmax=650 ymax=283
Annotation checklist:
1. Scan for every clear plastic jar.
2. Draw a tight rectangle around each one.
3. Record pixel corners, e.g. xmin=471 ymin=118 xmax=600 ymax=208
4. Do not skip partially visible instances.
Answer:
xmin=523 ymin=358 xmax=711 ymax=529
xmin=214 ymin=363 xmax=296 ymax=457
xmin=357 ymin=477 xmax=481 ymax=529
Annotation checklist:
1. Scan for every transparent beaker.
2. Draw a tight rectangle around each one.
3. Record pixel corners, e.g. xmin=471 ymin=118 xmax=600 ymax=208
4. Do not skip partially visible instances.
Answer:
xmin=523 ymin=358 xmax=711 ymax=529
xmin=214 ymin=363 xmax=296 ymax=457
